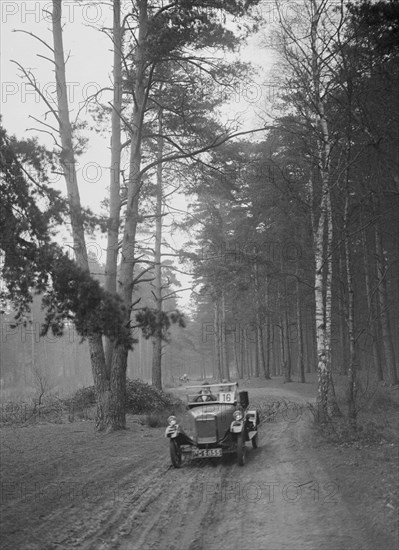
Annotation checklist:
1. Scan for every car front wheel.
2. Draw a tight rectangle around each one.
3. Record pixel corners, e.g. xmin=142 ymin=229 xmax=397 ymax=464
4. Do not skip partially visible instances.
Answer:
xmin=170 ymin=439 xmax=182 ymax=468
xmin=237 ymin=432 xmax=246 ymax=466
xmin=251 ymin=432 xmax=258 ymax=449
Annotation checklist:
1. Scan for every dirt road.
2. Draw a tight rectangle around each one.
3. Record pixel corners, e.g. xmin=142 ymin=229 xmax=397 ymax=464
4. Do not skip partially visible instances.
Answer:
xmin=0 ymin=383 xmax=394 ymax=549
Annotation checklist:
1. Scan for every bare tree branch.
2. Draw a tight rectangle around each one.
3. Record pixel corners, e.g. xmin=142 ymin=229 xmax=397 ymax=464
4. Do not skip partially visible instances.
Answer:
xmin=12 ymin=29 xmax=55 ymax=54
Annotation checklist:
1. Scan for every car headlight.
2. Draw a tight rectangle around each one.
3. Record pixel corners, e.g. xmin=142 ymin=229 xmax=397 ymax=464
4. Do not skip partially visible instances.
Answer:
xmin=167 ymin=415 xmax=177 ymax=426
xmin=233 ymin=410 xmax=243 ymax=421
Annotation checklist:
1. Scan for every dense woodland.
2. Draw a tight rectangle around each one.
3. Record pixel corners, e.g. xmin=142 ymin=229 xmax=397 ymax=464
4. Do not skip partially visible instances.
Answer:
xmin=1 ymin=0 xmax=398 ymax=430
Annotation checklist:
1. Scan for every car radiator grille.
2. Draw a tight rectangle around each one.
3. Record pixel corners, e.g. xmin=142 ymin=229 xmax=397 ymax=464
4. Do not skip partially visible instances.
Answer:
xmin=196 ymin=416 xmax=217 ymax=444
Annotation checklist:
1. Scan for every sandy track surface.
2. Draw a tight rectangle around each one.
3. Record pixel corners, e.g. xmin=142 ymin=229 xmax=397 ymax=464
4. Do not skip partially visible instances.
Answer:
xmin=0 ymin=384 xmax=393 ymax=549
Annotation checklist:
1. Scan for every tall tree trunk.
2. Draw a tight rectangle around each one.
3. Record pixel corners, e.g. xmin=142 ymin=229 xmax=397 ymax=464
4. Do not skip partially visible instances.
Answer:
xmin=284 ymin=310 xmax=292 ymax=383
xmin=313 ymin=175 xmax=330 ymax=419
xmin=243 ymin=328 xmax=250 ymax=379
xmin=308 ymin=0 xmax=340 ymax=421
xmin=52 ymin=0 xmax=109 ymax=430
xmin=264 ymin=319 xmax=271 ymax=379
xmin=338 ymin=251 xmax=349 ymax=375
xmin=303 ymin=311 xmax=310 ymax=373
xmin=296 ymin=279 xmax=305 ymax=383
xmin=232 ymin=304 xmax=242 ymax=378
xmin=338 ymin=246 xmax=349 ymax=375
xmin=375 ymin=222 xmax=398 ymax=385
xmin=257 ymin=322 xmax=269 ymax=379
xmin=104 ymin=0 xmax=122 ymax=375
xmin=264 ymin=276 xmax=272 ymax=379
xmin=325 ymin=192 xmax=341 ymax=417
xmin=240 ymin=326 xmax=246 ymax=379
xmin=313 ymin=184 xmax=339 ymax=418
xmin=309 ymin=303 xmax=317 ymax=373
xmin=253 ymin=261 xmax=267 ymax=378
xmin=234 ymin=335 xmax=242 ymax=379
xmin=250 ymin=341 xmax=255 ymax=377
xmin=272 ymin=323 xmax=278 ymax=376
xmin=110 ymin=0 xmax=150 ymax=429
xmin=214 ymin=300 xmax=222 ymax=381
xmin=362 ymin=224 xmax=383 ymax=380
xmin=344 ymin=195 xmax=357 ymax=428
xmin=220 ymin=289 xmax=229 ymax=380
xmin=152 ymin=109 xmax=164 ymax=390
xmin=279 ymin=318 xmax=285 ymax=378
xmin=254 ymin=329 xmax=260 ymax=377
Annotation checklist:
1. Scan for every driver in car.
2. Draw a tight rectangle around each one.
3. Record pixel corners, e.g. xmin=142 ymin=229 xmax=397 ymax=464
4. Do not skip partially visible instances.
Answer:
xmin=195 ymin=383 xmax=216 ymax=402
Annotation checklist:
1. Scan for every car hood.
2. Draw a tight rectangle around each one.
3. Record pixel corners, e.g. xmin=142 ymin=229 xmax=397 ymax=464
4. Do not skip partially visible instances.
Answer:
xmin=188 ymin=404 xmax=236 ymax=419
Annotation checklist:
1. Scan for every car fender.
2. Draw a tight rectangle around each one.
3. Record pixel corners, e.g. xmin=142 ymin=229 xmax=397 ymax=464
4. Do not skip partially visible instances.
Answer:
xmin=165 ymin=426 xmax=196 ymax=448
xmin=230 ymin=420 xmax=244 ymax=434
xmin=245 ymin=409 xmax=259 ymax=429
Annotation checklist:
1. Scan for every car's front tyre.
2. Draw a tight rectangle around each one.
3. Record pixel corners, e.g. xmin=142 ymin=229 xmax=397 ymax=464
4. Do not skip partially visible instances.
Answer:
xmin=237 ymin=432 xmax=246 ymax=466
xmin=170 ymin=439 xmax=182 ymax=468
xmin=251 ymin=432 xmax=258 ymax=449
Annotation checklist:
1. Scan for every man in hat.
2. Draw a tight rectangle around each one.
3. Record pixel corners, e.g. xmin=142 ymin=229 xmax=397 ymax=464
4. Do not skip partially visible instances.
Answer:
xmin=195 ymin=381 xmax=216 ymax=402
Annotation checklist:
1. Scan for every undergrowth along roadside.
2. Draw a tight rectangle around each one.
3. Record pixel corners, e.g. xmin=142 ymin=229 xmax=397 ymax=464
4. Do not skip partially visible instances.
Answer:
xmin=0 ymin=378 xmax=184 ymax=427
xmin=310 ymin=380 xmax=399 ymax=447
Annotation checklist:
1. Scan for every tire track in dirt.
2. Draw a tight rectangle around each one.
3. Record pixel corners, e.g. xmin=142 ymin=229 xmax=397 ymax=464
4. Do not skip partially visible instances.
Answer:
xmin=112 ymin=457 xmax=231 ymax=550
xmin=72 ymin=455 xmax=171 ymax=549
xmin=196 ymin=412 xmax=372 ymax=550
xmin=1 ymin=449 xmax=168 ymax=550
xmin=106 ymin=387 xmax=375 ymax=550
xmin=1 ymin=385 xmax=385 ymax=550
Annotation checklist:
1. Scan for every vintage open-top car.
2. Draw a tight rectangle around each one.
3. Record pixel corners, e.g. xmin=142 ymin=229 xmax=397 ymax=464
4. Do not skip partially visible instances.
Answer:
xmin=165 ymin=382 xmax=259 ymax=467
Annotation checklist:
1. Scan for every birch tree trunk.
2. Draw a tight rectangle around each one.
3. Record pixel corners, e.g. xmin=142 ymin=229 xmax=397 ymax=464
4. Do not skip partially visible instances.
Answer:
xmin=313 ymin=163 xmax=333 ymax=418
xmin=310 ymin=2 xmax=340 ymax=419
xmin=274 ymin=0 xmax=342 ymax=419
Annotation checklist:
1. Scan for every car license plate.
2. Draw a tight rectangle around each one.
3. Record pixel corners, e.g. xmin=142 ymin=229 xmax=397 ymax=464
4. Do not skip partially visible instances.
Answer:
xmin=192 ymin=448 xmax=222 ymax=458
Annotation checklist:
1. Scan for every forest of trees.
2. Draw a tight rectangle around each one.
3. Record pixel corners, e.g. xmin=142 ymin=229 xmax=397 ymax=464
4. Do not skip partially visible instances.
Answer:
xmin=1 ymin=0 xmax=398 ymax=430
xmin=185 ymin=0 xmax=399 ymax=426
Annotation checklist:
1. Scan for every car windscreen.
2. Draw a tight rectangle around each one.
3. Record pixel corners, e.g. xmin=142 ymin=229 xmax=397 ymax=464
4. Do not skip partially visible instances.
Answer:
xmin=186 ymin=384 xmax=237 ymax=405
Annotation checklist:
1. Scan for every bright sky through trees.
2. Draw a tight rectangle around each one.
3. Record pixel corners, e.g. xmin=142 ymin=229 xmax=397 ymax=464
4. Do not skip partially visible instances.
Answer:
xmin=0 ymin=0 xmax=277 ymax=308
xmin=1 ymin=0 xmax=275 ymax=209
